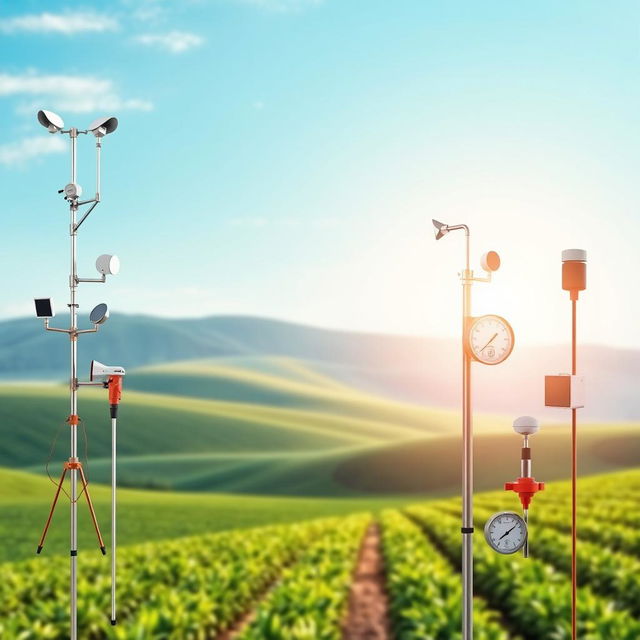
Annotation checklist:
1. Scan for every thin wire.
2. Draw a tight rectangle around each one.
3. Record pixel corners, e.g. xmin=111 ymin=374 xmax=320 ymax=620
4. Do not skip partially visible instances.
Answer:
xmin=44 ymin=419 xmax=91 ymax=504
xmin=75 ymin=418 xmax=90 ymax=502
xmin=571 ymin=299 xmax=577 ymax=640
xmin=45 ymin=422 xmax=71 ymax=501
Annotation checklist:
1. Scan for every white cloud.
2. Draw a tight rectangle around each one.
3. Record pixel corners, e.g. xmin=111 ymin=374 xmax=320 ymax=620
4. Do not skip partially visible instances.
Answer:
xmin=0 ymin=11 xmax=118 ymax=35
xmin=0 ymin=136 xmax=66 ymax=167
xmin=236 ymin=0 xmax=324 ymax=12
xmin=0 ymin=72 xmax=153 ymax=114
xmin=134 ymin=31 xmax=203 ymax=53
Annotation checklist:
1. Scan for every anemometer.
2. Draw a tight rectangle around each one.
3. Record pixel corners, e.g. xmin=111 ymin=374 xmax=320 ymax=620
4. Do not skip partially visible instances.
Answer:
xmin=33 ymin=109 xmax=123 ymax=638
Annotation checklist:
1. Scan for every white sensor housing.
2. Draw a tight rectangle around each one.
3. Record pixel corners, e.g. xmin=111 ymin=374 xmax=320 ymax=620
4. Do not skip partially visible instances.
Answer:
xmin=512 ymin=416 xmax=539 ymax=436
xmin=90 ymin=360 xmax=126 ymax=381
xmin=96 ymin=254 xmax=120 ymax=276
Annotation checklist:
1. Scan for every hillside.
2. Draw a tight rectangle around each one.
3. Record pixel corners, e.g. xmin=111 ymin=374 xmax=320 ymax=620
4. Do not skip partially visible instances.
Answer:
xmin=1 ymin=314 xmax=638 ymax=420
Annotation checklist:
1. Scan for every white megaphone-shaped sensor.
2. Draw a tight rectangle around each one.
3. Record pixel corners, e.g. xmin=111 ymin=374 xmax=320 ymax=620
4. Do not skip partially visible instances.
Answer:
xmin=90 ymin=360 xmax=126 ymax=381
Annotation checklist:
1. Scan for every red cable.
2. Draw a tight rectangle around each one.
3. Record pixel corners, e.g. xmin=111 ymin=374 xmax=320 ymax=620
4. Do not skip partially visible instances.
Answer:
xmin=571 ymin=299 xmax=577 ymax=640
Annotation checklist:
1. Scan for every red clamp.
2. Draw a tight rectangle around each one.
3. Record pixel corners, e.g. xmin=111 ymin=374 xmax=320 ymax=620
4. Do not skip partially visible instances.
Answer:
xmin=505 ymin=476 xmax=545 ymax=509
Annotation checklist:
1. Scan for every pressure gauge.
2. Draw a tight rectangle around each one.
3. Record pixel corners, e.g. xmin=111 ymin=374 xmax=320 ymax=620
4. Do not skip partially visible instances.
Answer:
xmin=466 ymin=314 xmax=514 ymax=365
xmin=484 ymin=511 xmax=527 ymax=554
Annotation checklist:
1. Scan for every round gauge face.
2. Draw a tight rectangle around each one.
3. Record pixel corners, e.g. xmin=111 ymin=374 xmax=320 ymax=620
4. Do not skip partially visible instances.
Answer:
xmin=467 ymin=314 xmax=514 ymax=365
xmin=484 ymin=511 xmax=527 ymax=554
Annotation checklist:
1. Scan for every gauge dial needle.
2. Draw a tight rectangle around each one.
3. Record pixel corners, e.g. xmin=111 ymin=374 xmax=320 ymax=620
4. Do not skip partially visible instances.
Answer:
xmin=499 ymin=526 xmax=516 ymax=540
xmin=480 ymin=333 xmax=498 ymax=352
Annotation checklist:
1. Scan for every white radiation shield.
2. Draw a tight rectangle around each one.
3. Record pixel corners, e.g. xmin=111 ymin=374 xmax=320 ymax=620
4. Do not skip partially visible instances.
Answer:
xmin=90 ymin=360 xmax=126 ymax=381
xmin=96 ymin=254 xmax=120 ymax=276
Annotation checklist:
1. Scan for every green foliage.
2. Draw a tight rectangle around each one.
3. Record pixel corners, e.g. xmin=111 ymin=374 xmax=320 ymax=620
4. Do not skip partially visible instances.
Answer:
xmin=380 ymin=510 xmax=510 ymax=640
xmin=0 ymin=517 xmax=345 ymax=639
xmin=238 ymin=514 xmax=369 ymax=639
xmin=0 ymin=467 xmax=409 ymax=564
xmin=3 ymin=469 xmax=640 ymax=638
xmin=407 ymin=506 xmax=640 ymax=640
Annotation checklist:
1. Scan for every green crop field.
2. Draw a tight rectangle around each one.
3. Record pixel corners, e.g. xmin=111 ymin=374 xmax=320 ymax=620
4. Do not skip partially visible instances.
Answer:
xmin=2 ymin=469 xmax=639 ymax=639
xmin=0 ymin=467 xmax=410 ymax=564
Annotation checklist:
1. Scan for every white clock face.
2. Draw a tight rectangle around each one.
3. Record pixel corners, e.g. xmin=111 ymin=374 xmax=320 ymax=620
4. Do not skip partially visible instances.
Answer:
xmin=484 ymin=512 xmax=527 ymax=554
xmin=467 ymin=315 xmax=514 ymax=365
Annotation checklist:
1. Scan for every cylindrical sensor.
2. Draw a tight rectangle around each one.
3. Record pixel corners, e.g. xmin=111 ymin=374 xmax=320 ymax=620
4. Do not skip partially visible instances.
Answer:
xmin=562 ymin=249 xmax=586 ymax=298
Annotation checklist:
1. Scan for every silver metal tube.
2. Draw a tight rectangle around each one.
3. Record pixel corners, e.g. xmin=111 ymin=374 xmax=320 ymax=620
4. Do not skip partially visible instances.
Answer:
xmin=96 ymin=140 xmax=101 ymax=200
xmin=111 ymin=416 xmax=117 ymax=625
xmin=521 ymin=457 xmax=531 ymax=478
xmin=462 ymin=254 xmax=473 ymax=640
xmin=69 ymin=129 xmax=78 ymax=640
xmin=523 ymin=509 xmax=529 ymax=558
xmin=70 ymin=232 xmax=78 ymax=636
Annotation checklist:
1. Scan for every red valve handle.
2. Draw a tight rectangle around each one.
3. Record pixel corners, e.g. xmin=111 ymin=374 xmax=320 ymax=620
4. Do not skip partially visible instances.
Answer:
xmin=505 ymin=476 xmax=545 ymax=509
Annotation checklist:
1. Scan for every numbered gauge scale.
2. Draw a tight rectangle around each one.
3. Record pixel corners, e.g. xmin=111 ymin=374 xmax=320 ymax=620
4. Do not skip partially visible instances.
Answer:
xmin=466 ymin=314 xmax=514 ymax=365
xmin=484 ymin=511 xmax=527 ymax=555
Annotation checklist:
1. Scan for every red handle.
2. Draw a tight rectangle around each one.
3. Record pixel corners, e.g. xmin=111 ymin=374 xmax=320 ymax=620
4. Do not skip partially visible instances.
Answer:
xmin=108 ymin=375 xmax=123 ymax=406
xmin=505 ymin=476 xmax=545 ymax=509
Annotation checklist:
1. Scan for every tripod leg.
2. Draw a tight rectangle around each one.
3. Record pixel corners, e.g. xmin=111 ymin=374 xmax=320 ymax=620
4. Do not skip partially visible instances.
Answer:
xmin=37 ymin=468 xmax=67 ymax=554
xmin=111 ymin=416 xmax=117 ymax=625
xmin=78 ymin=466 xmax=106 ymax=555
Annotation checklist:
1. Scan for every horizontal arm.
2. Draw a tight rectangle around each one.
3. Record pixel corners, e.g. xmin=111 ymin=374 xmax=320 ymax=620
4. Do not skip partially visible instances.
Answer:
xmin=75 ymin=275 xmax=106 ymax=284
xmin=44 ymin=319 xmax=72 ymax=334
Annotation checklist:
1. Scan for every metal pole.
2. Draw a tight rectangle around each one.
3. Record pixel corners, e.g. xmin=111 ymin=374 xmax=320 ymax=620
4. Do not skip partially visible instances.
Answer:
xmin=571 ymin=299 xmax=577 ymax=640
xmin=111 ymin=416 xmax=117 ymax=626
xmin=69 ymin=127 xmax=79 ymax=640
xmin=522 ymin=433 xmax=530 ymax=558
xmin=461 ymin=230 xmax=473 ymax=640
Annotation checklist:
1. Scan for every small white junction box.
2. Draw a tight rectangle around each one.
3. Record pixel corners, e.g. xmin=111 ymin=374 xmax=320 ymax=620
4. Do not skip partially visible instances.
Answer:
xmin=545 ymin=374 xmax=585 ymax=409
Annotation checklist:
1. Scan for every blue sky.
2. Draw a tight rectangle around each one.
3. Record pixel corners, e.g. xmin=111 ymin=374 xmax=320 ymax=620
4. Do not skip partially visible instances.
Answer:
xmin=0 ymin=0 xmax=638 ymax=347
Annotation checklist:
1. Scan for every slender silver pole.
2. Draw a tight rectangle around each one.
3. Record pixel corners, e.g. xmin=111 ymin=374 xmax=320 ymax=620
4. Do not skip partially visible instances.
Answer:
xmin=461 ymin=230 xmax=473 ymax=640
xmin=69 ymin=127 xmax=79 ymax=640
xmin=523 ymin=508 xmax=529 ymax=558
xmin=95 ymin=139 xmax=101 ymax=201
xmin=111 ymin=416 xmax=117 ymax=625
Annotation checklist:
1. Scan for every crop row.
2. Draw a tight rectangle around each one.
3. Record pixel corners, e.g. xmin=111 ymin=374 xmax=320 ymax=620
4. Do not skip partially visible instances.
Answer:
xmin=473 ymin=491 xmax=640 ymax=529
xmin=468 ymin=504 xmax=640 ymax=618
xmin=407 ymin=506 xmax=640 ymax=640
xmin=238 ymin=513 xmax=368 ymax=639
xmin=433 ymin=494 xmax=640 ymax=556
xmin=380 ymin=510 xmax=510 ymax=640
xmin=0 ymin=517 xmax=344 ymax=639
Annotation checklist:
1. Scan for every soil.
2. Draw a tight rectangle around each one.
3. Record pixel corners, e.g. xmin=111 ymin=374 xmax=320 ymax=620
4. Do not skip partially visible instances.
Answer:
xmin=342 ymin=522 xmax=392 ymax=640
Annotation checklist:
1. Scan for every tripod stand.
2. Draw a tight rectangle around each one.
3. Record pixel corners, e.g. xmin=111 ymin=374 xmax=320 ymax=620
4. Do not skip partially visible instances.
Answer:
xmin=37 ymin=447 xmax=106 ymax=556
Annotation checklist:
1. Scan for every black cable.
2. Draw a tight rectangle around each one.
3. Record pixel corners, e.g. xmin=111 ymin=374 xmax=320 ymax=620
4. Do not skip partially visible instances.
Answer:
xmin=45 ymin=421 xmax=72 ymax=501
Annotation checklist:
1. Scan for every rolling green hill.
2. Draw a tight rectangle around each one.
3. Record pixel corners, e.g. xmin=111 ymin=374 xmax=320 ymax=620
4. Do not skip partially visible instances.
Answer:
xmin=5 ymin=360 xmax=639 ymax=496
xmin=3 ymin=313 xmax=638 ymax=421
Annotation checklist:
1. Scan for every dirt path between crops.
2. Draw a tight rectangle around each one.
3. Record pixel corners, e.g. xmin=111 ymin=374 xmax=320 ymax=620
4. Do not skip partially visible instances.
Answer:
xmin=342 ymin=522 xmax=392 ymax=640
